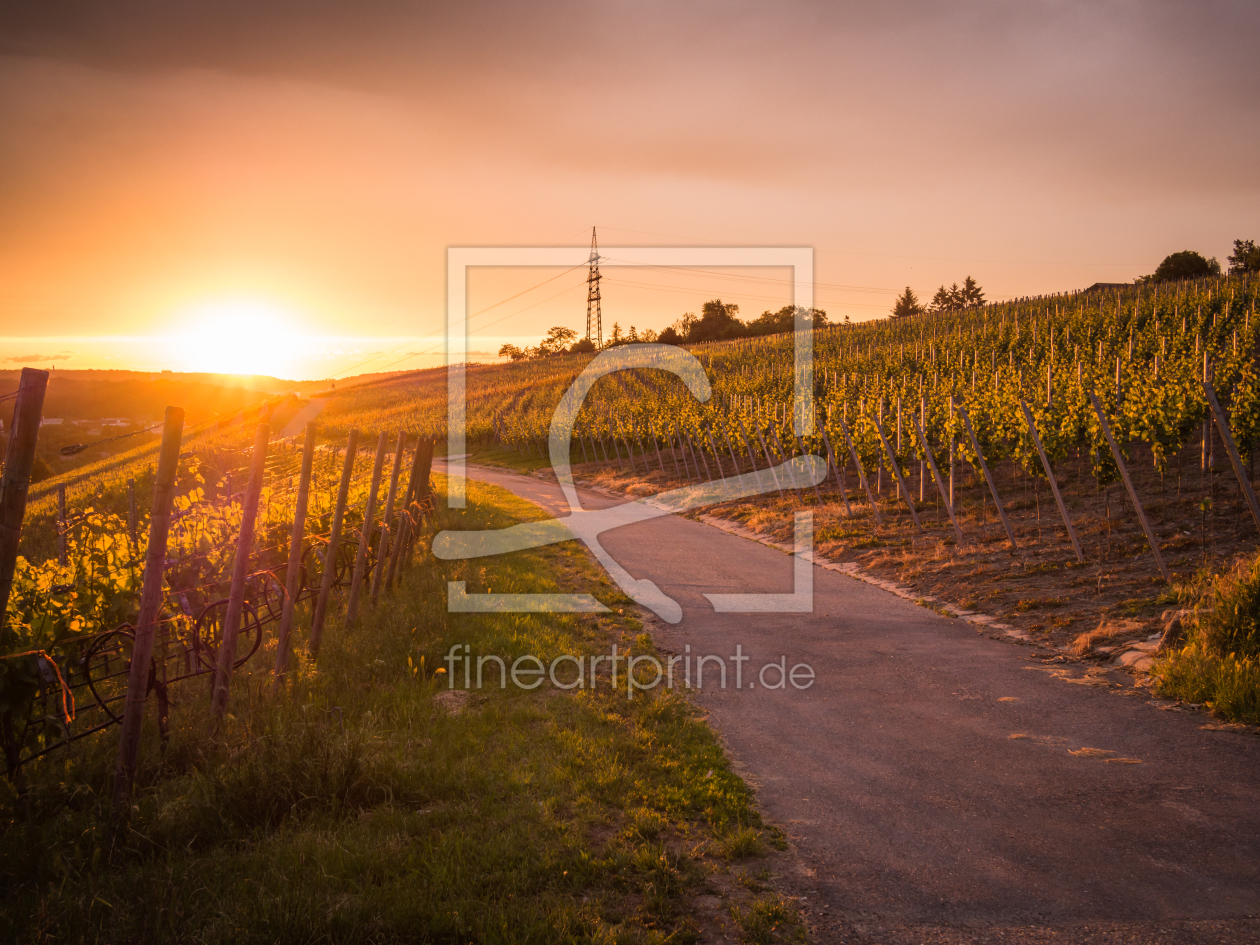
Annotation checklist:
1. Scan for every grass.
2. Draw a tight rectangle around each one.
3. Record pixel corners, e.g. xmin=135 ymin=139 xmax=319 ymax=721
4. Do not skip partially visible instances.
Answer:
xmin=1154 ymin=549 xmax=1260 ymax=723
xmin=1 ymin=475 xmax=793 ymax=943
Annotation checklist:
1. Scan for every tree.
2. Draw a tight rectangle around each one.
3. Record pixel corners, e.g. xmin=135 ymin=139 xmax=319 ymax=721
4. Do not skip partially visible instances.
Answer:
xmin=891 ymin=287 xmax=922 ymax=318
xmin=569 ymin=337 xmax=596 ymax=354
xmin=656 ymin=326 xmax=683 ymax=345
xmin=1146 ymin=250 xmax=1221 ymax=283
xmin=925 ymin=277 xmax=984 ymax=312
xmin=928 ymin=285 xmax=954 ymax=314
xmin=747 ymin=305 xmax=828 ymax=336
xmin=537 ymin=325 xmax=577 ymax=357
xmin=959 ymin=276 xmax=985 ymax=307
xmin=498 ymin=343 xmax=527 ymax=361
xmin=690 ymin=299 xmax=744 ymax=342
xmin=672 ymin=312 xmax=698 ymax=341
xmin=1228 ymin=239 xmax=1260 ymax=274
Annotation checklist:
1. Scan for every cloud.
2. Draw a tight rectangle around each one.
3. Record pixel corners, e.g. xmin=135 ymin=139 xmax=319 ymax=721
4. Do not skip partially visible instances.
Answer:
xmin=4 ymin=352 xmax=72 ymax=363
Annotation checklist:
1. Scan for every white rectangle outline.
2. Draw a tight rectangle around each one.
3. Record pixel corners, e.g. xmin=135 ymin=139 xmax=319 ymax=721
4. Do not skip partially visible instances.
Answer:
xmin=446 ymin=246 xmax=814 ymax=507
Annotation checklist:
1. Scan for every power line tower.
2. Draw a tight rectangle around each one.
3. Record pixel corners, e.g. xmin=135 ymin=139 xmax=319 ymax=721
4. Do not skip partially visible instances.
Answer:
xmin=585 ymin=227 xmax=603 ymax=348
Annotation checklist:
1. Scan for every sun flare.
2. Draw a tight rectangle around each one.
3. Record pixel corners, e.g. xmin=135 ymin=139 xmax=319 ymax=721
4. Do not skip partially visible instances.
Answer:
xmin=166 ymin=299 xmax=303 ymax=377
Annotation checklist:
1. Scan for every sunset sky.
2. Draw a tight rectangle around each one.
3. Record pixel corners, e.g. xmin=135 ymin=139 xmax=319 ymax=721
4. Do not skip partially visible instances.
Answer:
xmin=1 ymin=1 xmax=1256 ymax=380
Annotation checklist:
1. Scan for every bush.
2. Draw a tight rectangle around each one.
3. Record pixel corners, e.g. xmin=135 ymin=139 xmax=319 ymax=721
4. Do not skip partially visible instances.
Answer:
xmin=1153 ymin=646 xmax=1260 ymax=724
xmin=1193 ymin=554 xmax=1260 ymax=660
xmin=1146 ymin=250 xmax=1221 ymax=283
xmin=1154 ymin=551 xmax=1260 ymax=723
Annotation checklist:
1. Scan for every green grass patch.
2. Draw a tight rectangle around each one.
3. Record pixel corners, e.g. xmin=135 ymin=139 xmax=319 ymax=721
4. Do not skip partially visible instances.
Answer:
xmin=1 ymin=475 xmax=785 ymax=943
xmin=1154 ymin=550 xmax=1260 ymax=724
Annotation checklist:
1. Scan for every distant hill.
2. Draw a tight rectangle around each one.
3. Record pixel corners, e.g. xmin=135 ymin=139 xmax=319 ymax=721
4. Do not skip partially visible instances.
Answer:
xmin=0 ymin=369 xmax=328 ymax=424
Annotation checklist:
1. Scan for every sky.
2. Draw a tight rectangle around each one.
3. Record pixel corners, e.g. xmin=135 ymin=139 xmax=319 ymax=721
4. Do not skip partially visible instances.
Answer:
xmin=0 ymin=0 xmax=1256 ymax=380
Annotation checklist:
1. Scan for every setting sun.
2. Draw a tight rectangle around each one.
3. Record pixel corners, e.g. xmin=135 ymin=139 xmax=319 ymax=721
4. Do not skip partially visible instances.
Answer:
xmin=166 ymin=299 xmax=302 ymax=377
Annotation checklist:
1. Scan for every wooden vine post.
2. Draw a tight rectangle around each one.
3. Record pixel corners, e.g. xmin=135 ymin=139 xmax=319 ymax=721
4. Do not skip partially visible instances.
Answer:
xmin=754 ymin=428 xmax=784 ymax=496
xmin=838 ymin=418 xmax=882 ymax=524
xmin=796 ymin=435 xmax=824 ymax=505
xmin=384 ymin=436 xmax=422 ymax=591
xmin=0 ymin=367 xmax=49 ymax=640
xmin=112 ymin=406 xmax=184 ymax=815
xmin=370 ymin=431 xmax=406 ymax=606
xmin=274 ymin=422 xmax=316 ymax=685
xmin=403 ymin=437 xmax=436 ymax=571
xmin=872 ymin=416 xmax=922 ymax=530
xmin=211 ymin=422 xmax=270 ymax=721
xmin=819 ymin=426 xmax=853 ymax=518
xmin=914 ymin=412 xmax=963 ymax=543
xmin=1018 ymin=400 xmax=1085 ymax=563
xmin=1202 ymin=380 xmax=1260 ymax=535
xmin=1086 ymin=389 xmax=1169 ymax=582
xmin=346 ymin=432 xmax=388 ymax=625
xmin=736 ymin=418 xmax=766 ymax=495
xmin=310 ymin=430 xmax=358 ymax=658
xmin=957 ymin=405 xmax=1019 ymax=552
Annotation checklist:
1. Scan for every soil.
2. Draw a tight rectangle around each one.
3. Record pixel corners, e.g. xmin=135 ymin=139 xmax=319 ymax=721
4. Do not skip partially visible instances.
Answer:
xmin=522 ymin=434 xmax=1260 ymax=658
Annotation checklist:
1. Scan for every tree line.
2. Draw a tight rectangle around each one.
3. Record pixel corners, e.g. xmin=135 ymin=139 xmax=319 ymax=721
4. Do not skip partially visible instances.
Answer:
xmin=498 ymin=300 xmax=834 ymax=361
xmin=889 ymin=240 xmax=1260 ymax=320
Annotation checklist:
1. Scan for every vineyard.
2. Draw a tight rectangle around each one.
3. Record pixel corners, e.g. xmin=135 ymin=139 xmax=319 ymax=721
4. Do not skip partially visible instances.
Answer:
xmin=328 ymin=273 xmax=1260 ymax=494
xmin=1 ymin=388 xmax=438 ymax=787
xmin=7 ymin=270 xmax=1260 ymax=775
xmin=316 ymin=271 xmax=1260 ymax=714
xmin=1 ymin=376 xmax=797 ymax=943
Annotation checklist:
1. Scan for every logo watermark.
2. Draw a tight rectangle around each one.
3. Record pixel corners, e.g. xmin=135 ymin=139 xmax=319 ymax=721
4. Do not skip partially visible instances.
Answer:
xmin=442 ymin=644 xmax=815 ymax=698
xmin=435 ymin=245 xmax=819 ymax=623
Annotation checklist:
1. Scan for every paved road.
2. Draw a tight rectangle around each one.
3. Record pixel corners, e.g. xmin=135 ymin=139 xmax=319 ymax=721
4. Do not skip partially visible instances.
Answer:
xmin=441 ymin=462 xmax=1260 ymax=943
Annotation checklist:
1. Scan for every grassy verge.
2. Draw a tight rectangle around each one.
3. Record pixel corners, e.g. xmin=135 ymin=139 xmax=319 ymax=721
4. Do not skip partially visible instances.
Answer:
xmin=2 ymin=474 xmax=802 ymax=943
xmin=1153 ymin=552 xmax=1260 ymax=724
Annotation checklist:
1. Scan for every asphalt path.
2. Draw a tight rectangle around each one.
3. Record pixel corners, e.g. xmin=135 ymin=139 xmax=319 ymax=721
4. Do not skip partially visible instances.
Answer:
xmin=439 ymin=461 xmax=1260 ymax=943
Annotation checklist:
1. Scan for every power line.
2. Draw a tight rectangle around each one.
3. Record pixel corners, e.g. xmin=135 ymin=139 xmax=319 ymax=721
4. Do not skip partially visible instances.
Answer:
xmin=598 ymin=259 xmax=896 ymax=294
xmin=371 ymin=273 xmax=589 ymax=373
xmin=324 ymin=226 xmax=595 ymax=379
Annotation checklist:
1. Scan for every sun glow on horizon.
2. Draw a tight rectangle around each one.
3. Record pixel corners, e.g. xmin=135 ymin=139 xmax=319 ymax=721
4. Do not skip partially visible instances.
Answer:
xmin=166 ymin=299 xmax=305 ymax=377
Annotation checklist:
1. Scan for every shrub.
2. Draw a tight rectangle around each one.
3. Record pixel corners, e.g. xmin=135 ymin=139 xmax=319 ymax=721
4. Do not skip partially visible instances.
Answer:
xmin=1154 ymin=551 xmax=1260 ymax=723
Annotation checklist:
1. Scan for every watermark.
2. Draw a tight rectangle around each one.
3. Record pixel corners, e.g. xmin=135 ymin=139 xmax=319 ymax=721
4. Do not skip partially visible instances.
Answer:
xmin=442 ymin=643 xmax=815 ymax=699
xmin=435 ymin=245 xmax=820 ymax=623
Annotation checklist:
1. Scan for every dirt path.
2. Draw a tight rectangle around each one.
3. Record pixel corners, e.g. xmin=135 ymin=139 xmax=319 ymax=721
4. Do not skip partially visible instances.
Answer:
xmin=279 ymin=397 xmax=329 ymax=438
xmin=437 ymin=460 xmax=1260 ymax=944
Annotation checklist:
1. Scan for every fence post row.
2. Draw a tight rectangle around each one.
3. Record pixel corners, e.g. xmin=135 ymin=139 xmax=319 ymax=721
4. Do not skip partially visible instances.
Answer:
xmin=310 ymin=429 xmax=358 ymax=659
xmin=275 ymin=422 xmax=316 ymax=685
xmin=211 ymin=422 xmax=271 ymax=721
xmin=0 ymin=368 xmax=49 ymax=642
xmin=112 ymin=405 xmax=184 ymax=816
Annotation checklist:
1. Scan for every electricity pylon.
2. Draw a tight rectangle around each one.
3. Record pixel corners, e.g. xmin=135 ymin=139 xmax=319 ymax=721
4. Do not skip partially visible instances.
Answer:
xmin=585 ymin=227 xmax=602 ymax=348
